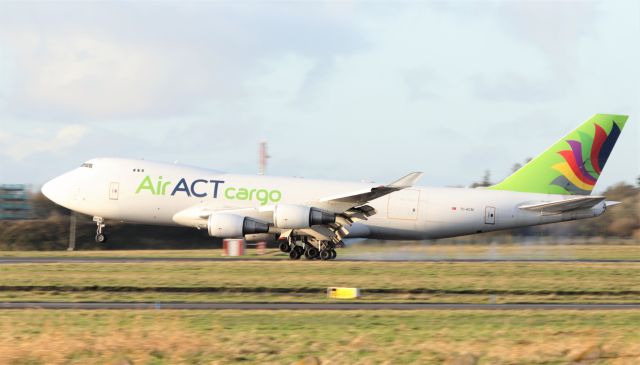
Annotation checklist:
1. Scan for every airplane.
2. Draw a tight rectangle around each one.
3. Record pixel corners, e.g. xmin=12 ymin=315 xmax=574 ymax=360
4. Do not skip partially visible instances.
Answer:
xmin=42 ymin=114 xmax=628 ymax=260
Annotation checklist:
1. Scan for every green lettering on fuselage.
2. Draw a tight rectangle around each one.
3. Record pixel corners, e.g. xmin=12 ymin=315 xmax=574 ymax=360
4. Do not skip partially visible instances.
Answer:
xmin=224 ymin=187 xmax=282 ymax=205
xmin=136 ymin=176 xmax=156 ymax=195
xmin=135 ymin=176 xmax=282 ymax=204
xmin=225 ymin=187 xmax=236 ymax=199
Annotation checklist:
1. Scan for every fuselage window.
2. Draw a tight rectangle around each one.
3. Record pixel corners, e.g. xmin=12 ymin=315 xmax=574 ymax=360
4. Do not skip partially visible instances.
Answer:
xmin=80 ymin=163 xmax=93 ymax=168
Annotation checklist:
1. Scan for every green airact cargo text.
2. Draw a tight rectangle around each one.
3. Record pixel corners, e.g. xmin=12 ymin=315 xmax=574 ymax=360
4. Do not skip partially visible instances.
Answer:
xmin=135 ymin=176 xmax=282 ymax=205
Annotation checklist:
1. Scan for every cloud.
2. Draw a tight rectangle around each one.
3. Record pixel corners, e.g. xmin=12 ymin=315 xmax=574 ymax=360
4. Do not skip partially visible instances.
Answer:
xmin=470 ymin=73 xmax=559 ymax=102
xmin=0 ymin=2 xmax=367 ymax=121
xmin=0 ymin=124 xmax=88 ymax=160
xmin=3 ymin=33 xmax=186 ymax=119
xmin=498 ymin=2 xmax=598 ymax=72
xmin=0 ymin=1 xmax=637 ymax=189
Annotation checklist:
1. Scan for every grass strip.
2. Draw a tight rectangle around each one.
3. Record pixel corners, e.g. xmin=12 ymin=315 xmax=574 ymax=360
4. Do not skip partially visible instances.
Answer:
xmin=0 ymin=285 xmax=639 ymax=297
xmin=0 ymin=309 xmax=638 ymax=364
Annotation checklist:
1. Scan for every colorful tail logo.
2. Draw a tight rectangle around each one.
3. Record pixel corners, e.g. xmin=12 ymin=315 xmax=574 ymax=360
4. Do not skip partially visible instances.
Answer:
xmin=551 ymin=122 xmax=622 ymax=194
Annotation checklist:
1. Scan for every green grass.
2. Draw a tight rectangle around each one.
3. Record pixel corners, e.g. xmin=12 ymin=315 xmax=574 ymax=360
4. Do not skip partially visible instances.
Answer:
xmin=0 ymin=309 xmax=638 ymax=364
xmin=0 ymin=246 xmax=638 ymax=364
xmin=0 ymin=243 xmax=638 ymax=260
xmin=1 ymin=291 xmax=639 ymax=304
xmin=0 ymin=260 xmax=638 ymax=303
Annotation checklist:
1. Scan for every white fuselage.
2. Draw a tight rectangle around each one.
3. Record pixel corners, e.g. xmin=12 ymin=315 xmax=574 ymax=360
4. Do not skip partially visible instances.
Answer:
xmin=42 ymin=158 xmax=606 ymax=240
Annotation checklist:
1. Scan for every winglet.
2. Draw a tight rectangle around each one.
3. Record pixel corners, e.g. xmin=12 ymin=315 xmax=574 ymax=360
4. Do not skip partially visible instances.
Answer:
xmin=387 ymin=172 xmax=423 ymax=188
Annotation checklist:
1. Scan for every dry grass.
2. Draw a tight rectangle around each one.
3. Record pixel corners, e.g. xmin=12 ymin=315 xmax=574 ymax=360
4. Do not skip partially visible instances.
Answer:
xmin=342 ymin=242 xmax=640 ymax=260
xmin=0 ymin=310 xmax=638 ymax=364
xmin=0 ymin=260 xmax=638 ymax=303
xmin=0 ymin=261 xmax=638 ymax=293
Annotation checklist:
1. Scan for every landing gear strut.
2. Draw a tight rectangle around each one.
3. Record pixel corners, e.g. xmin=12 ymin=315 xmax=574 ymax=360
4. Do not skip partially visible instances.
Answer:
xmin=283 ymin=236 xmax=339 ymax=261
xmin=93 ymin=216 xmax=107 ymax=243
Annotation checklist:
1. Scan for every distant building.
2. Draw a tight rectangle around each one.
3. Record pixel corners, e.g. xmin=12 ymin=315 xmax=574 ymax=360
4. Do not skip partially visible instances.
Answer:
xmin=0 ymin=184 xmax=32 ymax=220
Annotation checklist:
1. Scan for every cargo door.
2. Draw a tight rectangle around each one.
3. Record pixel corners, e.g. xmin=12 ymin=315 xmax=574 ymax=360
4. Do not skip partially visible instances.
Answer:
xmin=387 ymin=189 xmax=420 ymax=220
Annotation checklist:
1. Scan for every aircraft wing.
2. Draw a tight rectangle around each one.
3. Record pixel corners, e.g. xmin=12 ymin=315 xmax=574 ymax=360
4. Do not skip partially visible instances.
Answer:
xmin=518 ymin=196 xmax=605 ymax=215
xmin=173 ymin=171 xmax=423 ymax=244
xmin=285 ymin=171 xmax=423 ymax=243
xmin=318 ymin=172 xmax=422 ymax=206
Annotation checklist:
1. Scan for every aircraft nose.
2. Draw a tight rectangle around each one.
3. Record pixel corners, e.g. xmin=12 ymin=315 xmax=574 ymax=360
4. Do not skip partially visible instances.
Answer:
xmin=41 ymin=177 xmax=60 ymax=204
xmin=41 ymin=174 xmax=72 ymax=206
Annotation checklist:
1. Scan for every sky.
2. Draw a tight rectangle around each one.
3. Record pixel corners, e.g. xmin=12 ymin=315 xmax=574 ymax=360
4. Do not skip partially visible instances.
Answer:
xmin=0 ymin=1 xmax=638 ymax=193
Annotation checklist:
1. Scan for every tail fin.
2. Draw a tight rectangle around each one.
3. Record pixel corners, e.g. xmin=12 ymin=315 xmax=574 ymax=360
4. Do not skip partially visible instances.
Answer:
xmin=489 ymin=114 xmax=628 ymax=195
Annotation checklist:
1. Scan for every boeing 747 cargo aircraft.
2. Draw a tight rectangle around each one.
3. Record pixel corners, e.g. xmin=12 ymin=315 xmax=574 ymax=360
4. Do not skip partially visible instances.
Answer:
xmin=42 ymin=114 xmax=628 ymax=260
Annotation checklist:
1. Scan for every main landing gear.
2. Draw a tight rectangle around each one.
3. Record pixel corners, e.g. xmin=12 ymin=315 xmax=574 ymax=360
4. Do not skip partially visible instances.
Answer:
xmin=279 ymin=237 xmax=338 ymax=261
xmin=93 ymin=216 xmax=107 ymax=243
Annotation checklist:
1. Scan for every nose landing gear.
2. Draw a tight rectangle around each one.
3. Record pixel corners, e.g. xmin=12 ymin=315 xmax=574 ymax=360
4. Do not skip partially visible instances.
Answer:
xmin=93 ymin=217 xmax=107 ymax=243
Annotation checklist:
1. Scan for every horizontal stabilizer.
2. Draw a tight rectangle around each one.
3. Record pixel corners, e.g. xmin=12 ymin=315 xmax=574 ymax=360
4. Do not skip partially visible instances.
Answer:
xmin=519 ymin=196 xmax=605 ymax=215
xmin=605 ymin=200 xmax=621 ymax=208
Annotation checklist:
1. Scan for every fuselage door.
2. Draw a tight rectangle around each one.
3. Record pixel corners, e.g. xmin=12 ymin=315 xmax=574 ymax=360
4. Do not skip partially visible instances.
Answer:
xmin=387 ymin=189 xmax=420 ymax=220
xmin=485 ymin=206 xmax=496 ymax=225
xmin=109 ymin=182 xmax=120 ymax=200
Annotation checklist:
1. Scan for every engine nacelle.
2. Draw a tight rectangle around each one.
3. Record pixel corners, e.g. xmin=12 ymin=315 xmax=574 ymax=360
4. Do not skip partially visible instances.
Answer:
xmin=244 ymin=233 xmax=279 ymax=243
xmin=207 ymin=213 xmax=270 ymax=238
xmin=273 ymin=204 xmax=336 ymax=229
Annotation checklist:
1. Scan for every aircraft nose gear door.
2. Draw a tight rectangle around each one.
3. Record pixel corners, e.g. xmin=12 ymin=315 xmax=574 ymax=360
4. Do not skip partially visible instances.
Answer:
xmin=485 ymin=206 xmax=496 ymax=225
xmin=109 ymin=182 xmax=120 ymax=200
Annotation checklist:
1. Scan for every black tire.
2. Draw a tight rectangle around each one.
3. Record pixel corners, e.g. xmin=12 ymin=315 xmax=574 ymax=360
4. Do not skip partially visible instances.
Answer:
xmin=320 ymin=250 xmax=331 ymax=260
xmin=294 ymin=246 xmax=304 ymax=255
xmin=289 ymin=249 xmax=301 ymax=260
xmin=95 ymin=234 xmax=106 ymax=243
xmin=329 ymin=249 xmax=337 ymax=260
xmin=279 ymin=242 xmax=291 ymax=253
xmin=306 ymin=246 xmax=319 ymax=259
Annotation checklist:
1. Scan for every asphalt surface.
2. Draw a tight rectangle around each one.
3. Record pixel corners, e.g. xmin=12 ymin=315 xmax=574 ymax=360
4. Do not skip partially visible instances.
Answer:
xmin=0 ymin=302 xmax=638 ymax=310
xmin=1 ymin=257 xmax=639 ymax=264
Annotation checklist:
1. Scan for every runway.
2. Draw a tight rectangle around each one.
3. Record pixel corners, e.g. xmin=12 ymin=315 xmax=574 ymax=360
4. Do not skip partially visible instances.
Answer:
xmin=1 ymin=257 xmax=639 ymax=264
xmin=0 ymin=302 xmax=638 ymax=310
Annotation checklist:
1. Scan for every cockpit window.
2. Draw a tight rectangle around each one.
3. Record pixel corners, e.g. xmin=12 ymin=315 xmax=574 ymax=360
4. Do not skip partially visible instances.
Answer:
xmin=80 ymin=163 xmax=93 ymax=168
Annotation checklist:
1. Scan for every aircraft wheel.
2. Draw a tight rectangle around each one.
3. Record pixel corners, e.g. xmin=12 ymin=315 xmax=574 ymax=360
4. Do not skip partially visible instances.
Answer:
xmin=289 ymin=249 xmax=301 ymax=260
xmin=95 ymin=233 xmax=107 ymax=243
xmin=279 ymin=242 xmax=291 ymax=253
xmin=306 ymin=246 xmax=319 ymax=259
xmin=329 ymin=249 xmax=337 ymax=260
xmin=320 ymin=250 xmax=331 ymax=260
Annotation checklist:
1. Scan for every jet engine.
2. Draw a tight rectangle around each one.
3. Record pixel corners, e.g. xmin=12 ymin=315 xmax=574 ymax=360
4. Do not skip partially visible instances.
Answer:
xmin=273 ymin=204 xmax=336 ymax=229
xmin=207 ymin=213 xmax=270 ymax=238
xmin=244 ymin=233 xmax=279 ymax=243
